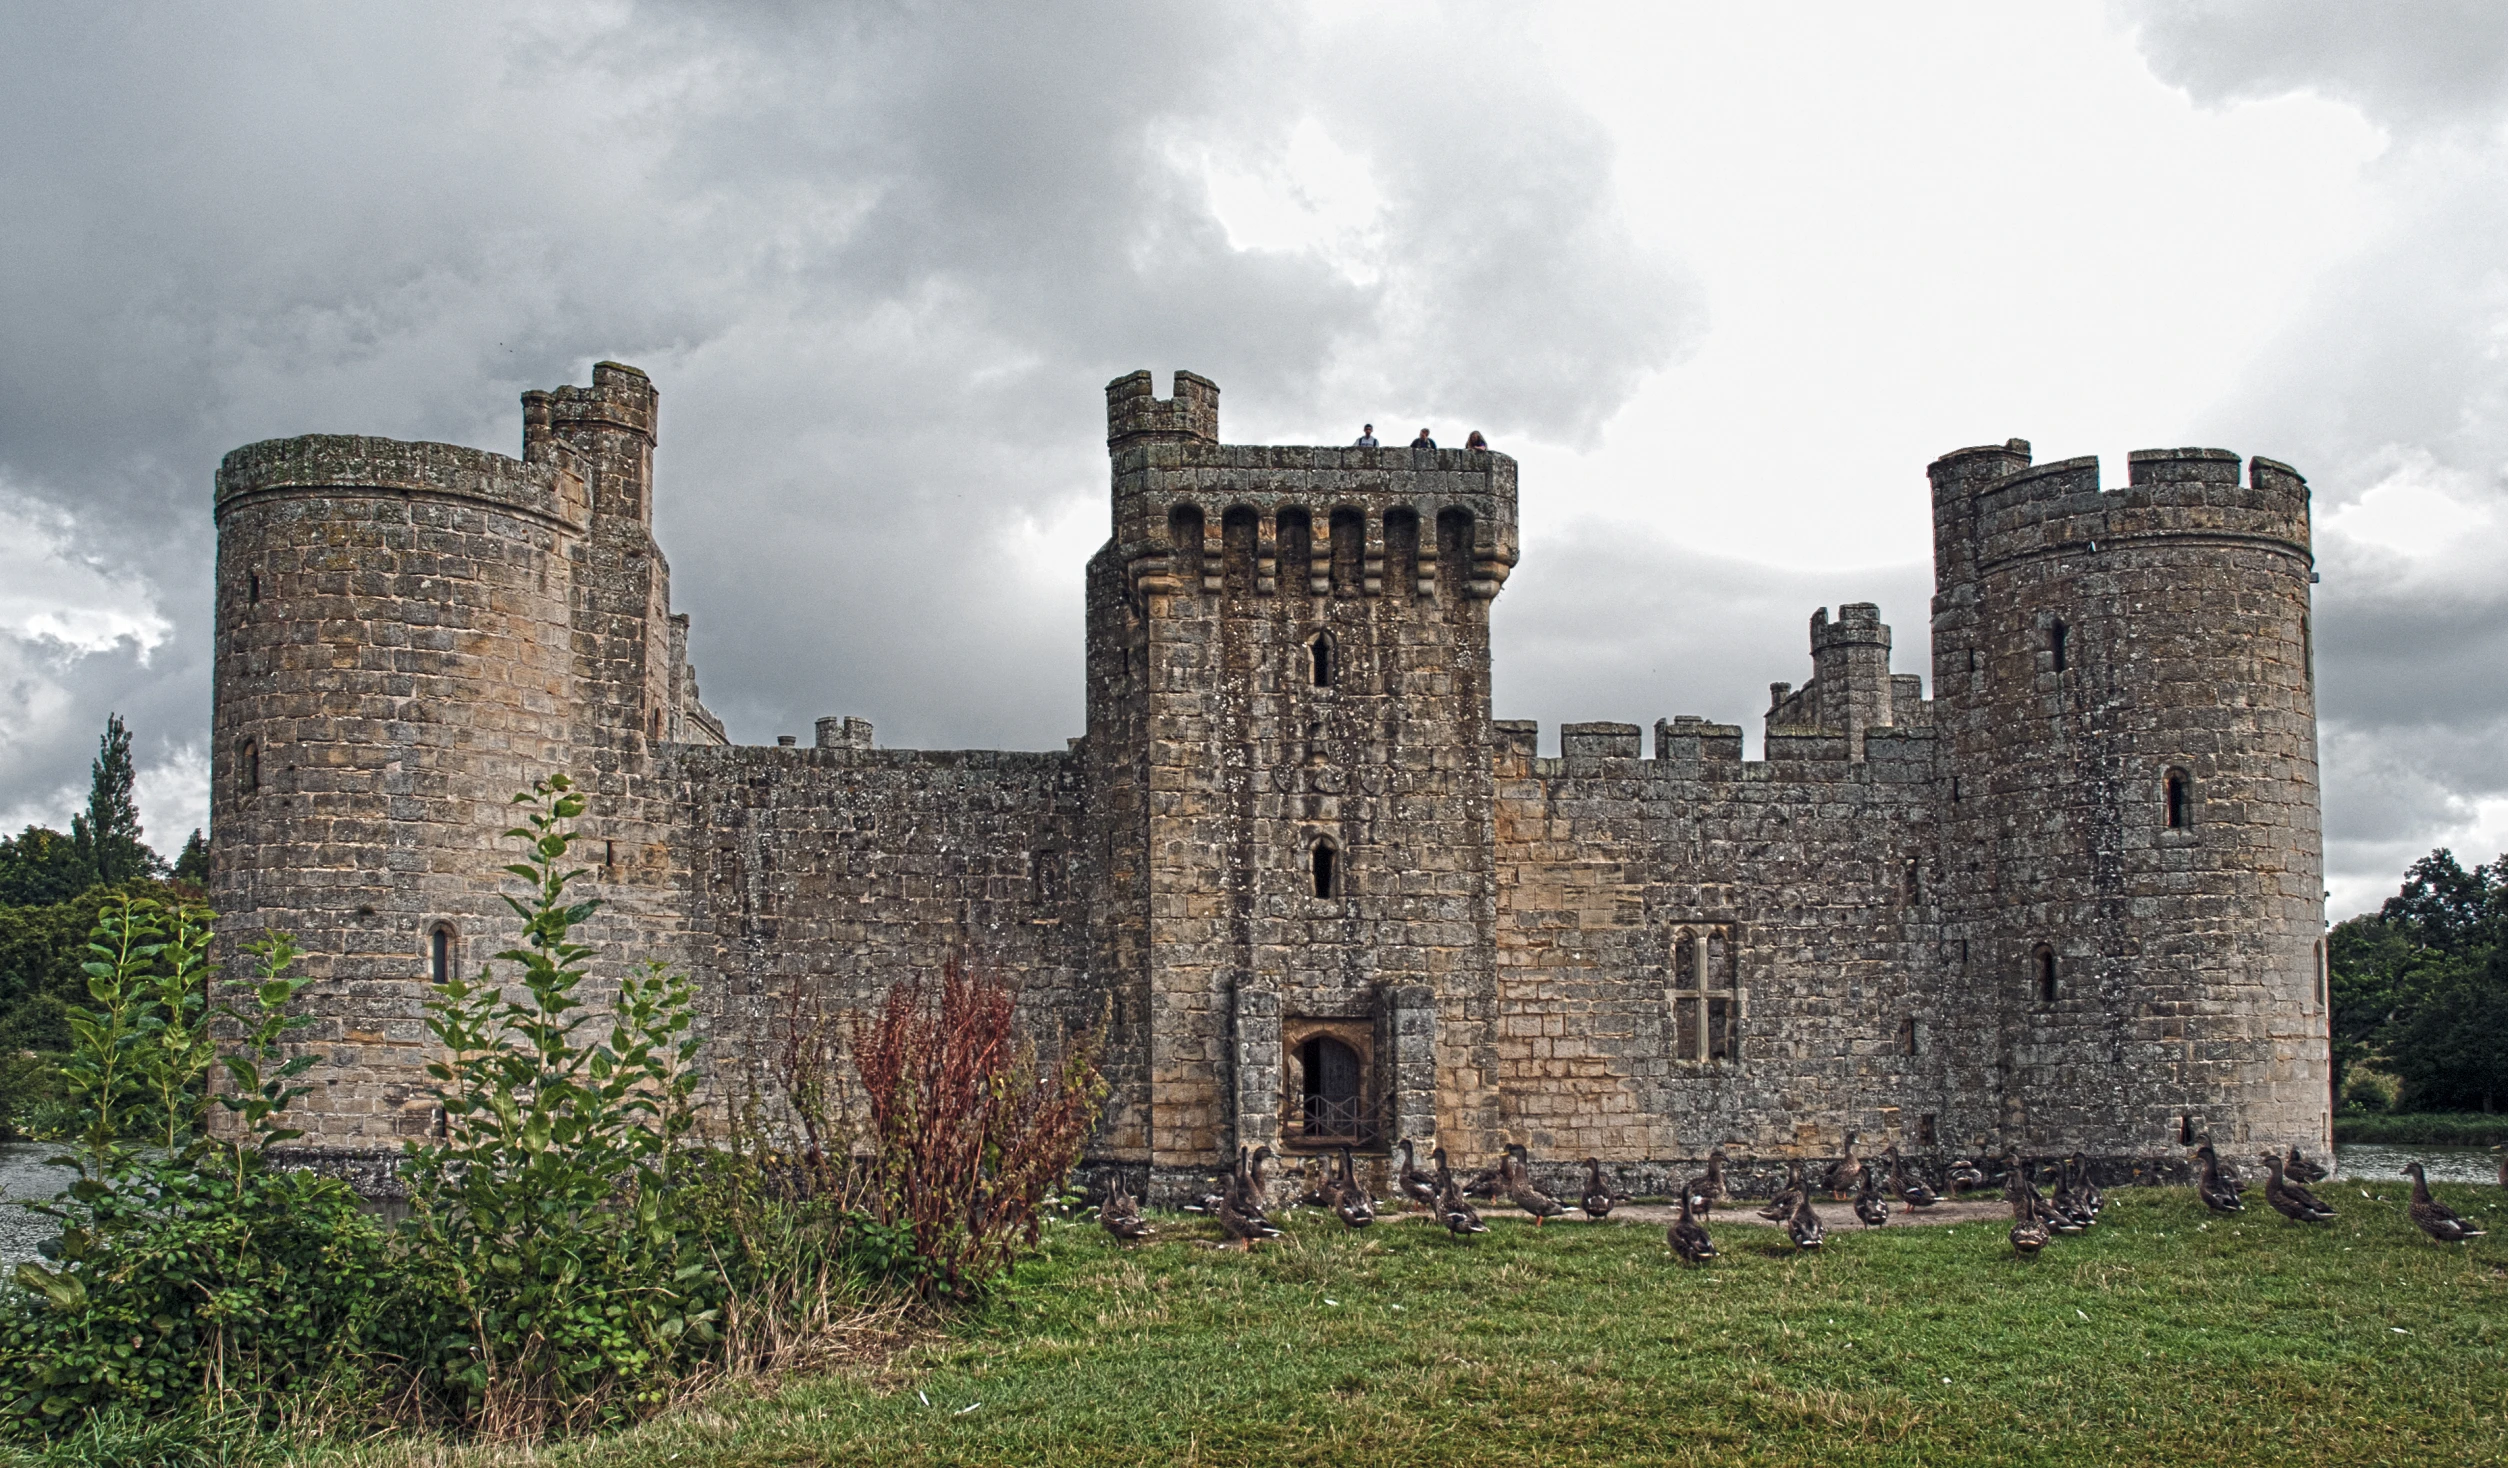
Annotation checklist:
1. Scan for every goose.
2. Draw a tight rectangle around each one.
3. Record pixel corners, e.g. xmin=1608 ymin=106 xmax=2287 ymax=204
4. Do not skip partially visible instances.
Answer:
xmin=2009 ymin=1193 xmax=2050 ymax=1257
xmin=1581 ymin=1157 xmax=1628 ymax=1220
xmin=1396 ymin=1138 xmax=1440 ymax=1212
xmin=1333 ymin=1147 xmax=1377 ymax=1228
xmin=1432 ymin=1148 xmax=1488 ymax=1237
xmin=1667 ymin=1185 xmax=1716 ymax=1265
xmin=1885 ymin=1145 xmax=1940 ymax=1208
xmin=2283 ymin=1145 xmax=2328 ymax=1186
xmin=1503 ymin=1143 xmax=1569 ymax=1227
xmin=1825 ymin=1132 xmax=1865 ymax=1201
xmin=2194 ymin=1143 xmax=2244 ymax=1214
xmin=2405 ymin=1160 xmax=2487 ymax=1244
xmin=1786 ymin=1189 xmax=1826 ymax=1250
xmin=2260 ymin=1152 xmax=2335 ymax=1223
xmin=1853 ymin=1167 xmax=1891 ymax=1228
xmin=1760 ymin=1160 xmax=1808 ymax=1221
xmin=1099 ymin=1176 xmax=1153 ymax=1241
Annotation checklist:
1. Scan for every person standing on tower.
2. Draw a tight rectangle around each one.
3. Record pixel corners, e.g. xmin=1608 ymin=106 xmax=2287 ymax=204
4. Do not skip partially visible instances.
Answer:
xmin=1354 ymin=424 xmax=1378 ymax=447
xmin=1411 ymin=427 xmax=1437 ymax=448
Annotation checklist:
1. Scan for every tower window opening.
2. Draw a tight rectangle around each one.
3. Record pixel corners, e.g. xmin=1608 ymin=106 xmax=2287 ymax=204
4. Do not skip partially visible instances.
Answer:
xmin=2050 ymin=619 xmax=2069 ymax=672
xmin=1950 ymin=775 xmax=1961 ymax=803
xmin=1308 ymin=631 xmax=1336 ymax=688
xmin=1329 ymin=507 xmax=1364 ymax=597
xmin=428 ymin=923 xmax=455 ymax=986
xmin=241 ymin=739 xmax=260 ymax=795
xmin=2178 ymin=1111 xmax=2195 ymax=1146
xmin=2033 ymin=944 xmax=2057 ymax=1003
xmin=2165 ymin=768 xmax=2192 ymax=828
xmin=2315 ymin=938 xmax=2328 ymax=1009
xmin=2300 ymin=614 xmax=2313 ymax=686
xmin=247 ymin=571 xmax=261 ymax=604
xmin=1310 ymin=839 xmax=1339 ymax=898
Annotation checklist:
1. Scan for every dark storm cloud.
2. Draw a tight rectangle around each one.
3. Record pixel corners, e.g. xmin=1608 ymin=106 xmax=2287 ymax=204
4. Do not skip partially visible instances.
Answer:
xmin=0 ymin=3 xmax=1689 ymax=814
xmin=2117 ymin=0 xmax=2508 ymax=907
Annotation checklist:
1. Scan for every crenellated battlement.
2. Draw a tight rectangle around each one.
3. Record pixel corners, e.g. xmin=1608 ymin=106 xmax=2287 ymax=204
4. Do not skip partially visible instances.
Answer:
xmin=524 ymin=360 xmax=658 ymax=454
xmin=1106 ymin=369 xmax=1219 ymax=448
xmin=1951 ymin=446 xmax=2311 ymax=573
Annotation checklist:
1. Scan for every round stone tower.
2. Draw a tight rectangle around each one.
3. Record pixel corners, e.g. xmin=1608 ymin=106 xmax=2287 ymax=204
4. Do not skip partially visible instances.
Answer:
xmin=211 ymin=427 xmax=591 ymax=1147
xmin=1928 ymin=443 xmax=2327 ymax=1159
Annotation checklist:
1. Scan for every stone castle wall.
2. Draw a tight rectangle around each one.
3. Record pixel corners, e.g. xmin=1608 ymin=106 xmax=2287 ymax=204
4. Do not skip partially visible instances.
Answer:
xmin=209 ymin=364 xmax=2331 ymax=1195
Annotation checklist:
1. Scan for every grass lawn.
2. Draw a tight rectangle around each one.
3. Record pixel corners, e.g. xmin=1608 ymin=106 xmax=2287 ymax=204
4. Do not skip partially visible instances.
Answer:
xmin=311 ymin=1183 xmax=2508 ymax=1467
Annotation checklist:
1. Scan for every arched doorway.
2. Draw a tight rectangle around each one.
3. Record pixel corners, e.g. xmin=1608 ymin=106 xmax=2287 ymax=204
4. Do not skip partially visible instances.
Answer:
xmin=1300 ymin=1034 xmax=1364 ymax=1142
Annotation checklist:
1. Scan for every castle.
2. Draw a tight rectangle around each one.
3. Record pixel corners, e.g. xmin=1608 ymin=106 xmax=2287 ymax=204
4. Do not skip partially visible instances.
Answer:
xmin=210 ymin=363 xmax=2331 ymax=1197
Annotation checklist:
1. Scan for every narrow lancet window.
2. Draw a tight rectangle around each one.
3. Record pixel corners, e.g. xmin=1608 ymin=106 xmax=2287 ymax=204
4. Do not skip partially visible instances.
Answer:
xmin=429 ymin=923 xmax=454 ymax=986
xmin=2034 ymin=944 xmax=2058 ymax=1003
xmin=2165 ymin=768 xmax=2191 ymax=828
xmin=2050 ymin=619 xmax=2069 ymax=672
xmin=1308 ymin=631 xmax=1336 ymax=688
xmin=1311 ymin=839 xmax=1339 ymax=898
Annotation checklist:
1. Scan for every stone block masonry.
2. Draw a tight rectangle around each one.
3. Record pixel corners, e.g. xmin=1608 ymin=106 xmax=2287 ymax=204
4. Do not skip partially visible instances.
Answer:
xmin=211 ymin=367 xmax=2329 ymax=1201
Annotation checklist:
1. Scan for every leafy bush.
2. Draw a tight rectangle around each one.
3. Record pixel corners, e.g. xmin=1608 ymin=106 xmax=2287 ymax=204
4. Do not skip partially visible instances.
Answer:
xmin=2 ymin=774 xmax=1097 ymax=1445
xmin=850 ymin=963 xmax=1104 ymax=1300
xmin=2331 ymin=1110 xmax=2508 ymax=1146
xmin=0 ymin=900 xmax=386 ymax=1429
xmin=381 ymin=775 xmax=715 ymax=1434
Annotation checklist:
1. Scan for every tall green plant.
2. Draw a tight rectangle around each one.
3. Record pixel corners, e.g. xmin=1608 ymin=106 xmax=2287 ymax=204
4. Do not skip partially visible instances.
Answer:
xmin=391 ymin=774 xmax=712 ymax=1432
xmin=1 ymin=904 xmax=383 ymax=1429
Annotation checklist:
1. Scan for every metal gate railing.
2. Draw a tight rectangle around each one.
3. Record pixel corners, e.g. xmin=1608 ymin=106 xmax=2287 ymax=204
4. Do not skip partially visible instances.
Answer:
xmin=1293 ymin=1094 xmax=1382 ymax=1147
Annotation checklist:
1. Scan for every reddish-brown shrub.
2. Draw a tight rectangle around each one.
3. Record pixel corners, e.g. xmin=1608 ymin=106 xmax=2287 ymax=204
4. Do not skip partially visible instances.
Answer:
xmin=849 ymin=959 xmax=1104 ymax=1298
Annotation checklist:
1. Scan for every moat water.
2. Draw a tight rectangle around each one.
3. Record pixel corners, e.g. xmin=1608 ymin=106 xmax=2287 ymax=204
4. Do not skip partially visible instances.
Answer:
xmin=0 ymin=1140 xmax=2496 ymax=1265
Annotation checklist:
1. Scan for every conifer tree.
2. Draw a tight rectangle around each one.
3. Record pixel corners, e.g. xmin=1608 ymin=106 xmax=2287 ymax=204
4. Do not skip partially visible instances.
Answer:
xmin=173 ymin=828 xmax=210 ymax=887
xmin=71 ymin=713 xmax=158 ymax=886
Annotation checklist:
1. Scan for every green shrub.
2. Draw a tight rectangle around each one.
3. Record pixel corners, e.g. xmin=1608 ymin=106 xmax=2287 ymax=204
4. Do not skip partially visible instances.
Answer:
xmin=380 ymin=775 xmax=717 ymax=1434
xmin=2340 ymin=1065 xmax=2399 ymax=1113
xmin=0 ymin=901 xmax=386 ymax=1430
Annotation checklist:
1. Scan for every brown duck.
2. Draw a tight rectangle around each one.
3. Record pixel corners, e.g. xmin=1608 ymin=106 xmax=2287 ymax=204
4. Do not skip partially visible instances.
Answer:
xmin=1759 ymin=1160 xmax=1808 ymax=1221
xmin=1683 ymin=1147 xmax=1729 ymax=1217
xmin=1580 ymin=1157 xmax=1628 ymax=1220
xmin=1396 ymin=1138 xmax=1440 ymax=1212
xmin=2009 ymin=1192 xmax=2050 ymax=1256
xmin=1885 ymin=1144 xmax=1940 ymax=1208
xmin=1667 ymin=1186 xmax=1716 ymax=1264
xmin=1503 ymin=1143 xmax=1568 ymax=1227
xmin=1825 ymin=1132 xmax=1865 ymax=1201
xmin=1432 ymin=1148 xmax=1487 ymax=1237
xmin=2282 ymin=1144 xmax=2328 ymax=1186
xmin=1786 ymin=1189 xmax=1826 ymax=1250
xmin=1098 ymin=1175 xmax=1152 ymax=1241
xmin=1332 ymin=1146 xmax=1377 ymax=1229
xmin=2405 ymin=1160 xmax=2487 ymax=1244
xmin=1853 ymin=1167 xmax=1890 ymax=1228
xmin=2261 ymin=1152 xmax=2335 ymax=1223
xmin=2194 ymin=1142 xmax=2244 ymax=1214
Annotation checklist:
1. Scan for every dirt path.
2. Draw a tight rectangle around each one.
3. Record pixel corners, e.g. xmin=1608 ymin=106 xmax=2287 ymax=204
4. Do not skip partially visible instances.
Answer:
xmin=1459 ymin=1196 xmax=2014 ymax=1230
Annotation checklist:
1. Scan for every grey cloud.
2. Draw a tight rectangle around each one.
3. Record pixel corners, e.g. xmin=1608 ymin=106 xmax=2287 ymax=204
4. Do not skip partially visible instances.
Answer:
xmin=2116 ymin=0 xmax=2508 ymax=127
xmin=2117 ymin=0 xmax=2508 ymax=911
xmin=0 ymin=3 xmax=1690 ymax=810
xmin=1494 ymin=520 xmax=1933 ymax=755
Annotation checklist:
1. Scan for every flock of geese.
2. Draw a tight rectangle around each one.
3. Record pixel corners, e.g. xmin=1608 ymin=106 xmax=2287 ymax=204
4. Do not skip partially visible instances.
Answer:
xmin=1094 ymin=1133 xmax=2498 ymax=1260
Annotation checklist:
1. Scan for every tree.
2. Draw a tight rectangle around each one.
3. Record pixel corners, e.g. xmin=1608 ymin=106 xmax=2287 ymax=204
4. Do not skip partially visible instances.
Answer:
xmin=70 ymin=713 xmax=159 ymax=886
xmin=0 ymin=825 xmax=94 ymax=906
xmin=2377 ymin=848 xmax=2501 ymax=954
xmin=172 ymin=828 xmax=210 ymax=887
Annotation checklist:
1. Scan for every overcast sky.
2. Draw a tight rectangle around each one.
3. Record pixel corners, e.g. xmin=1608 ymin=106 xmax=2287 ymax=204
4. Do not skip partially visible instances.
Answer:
xmin=3 ymin=1 xmax=2504 ymax=918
